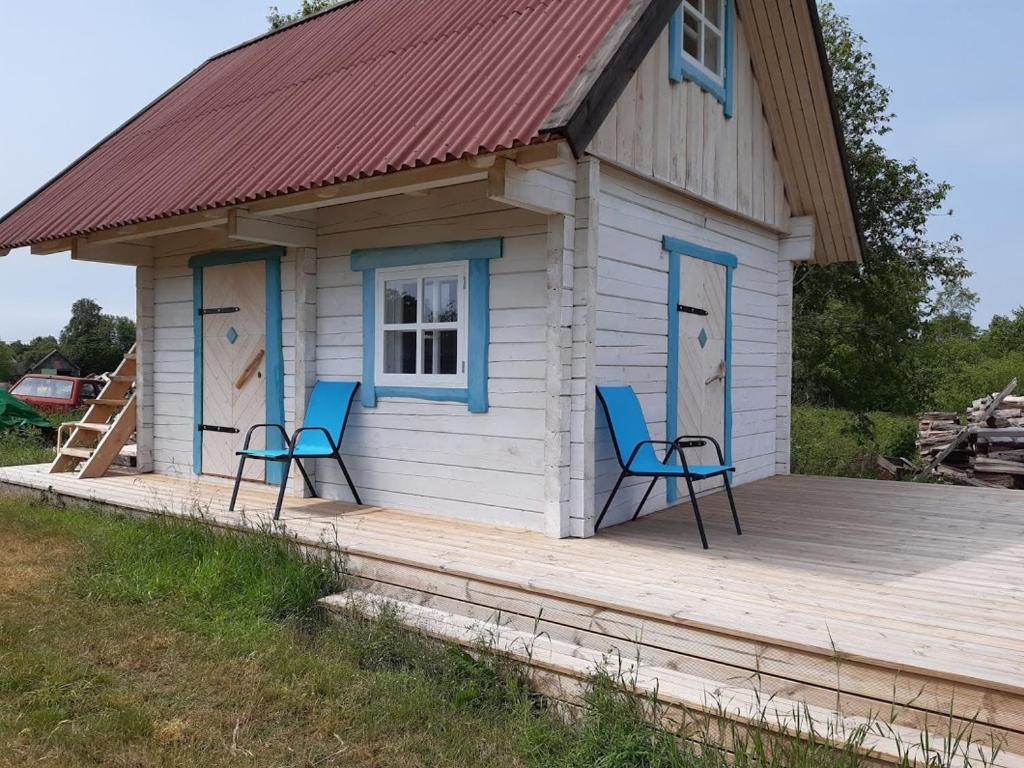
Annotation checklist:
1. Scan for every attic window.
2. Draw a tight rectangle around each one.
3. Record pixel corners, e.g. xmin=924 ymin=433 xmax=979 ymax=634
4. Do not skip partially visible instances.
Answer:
xmin=670 ymin=0 xmax=733 ymax=117
xmin=682 ymin=0 xmax=725 ymax=82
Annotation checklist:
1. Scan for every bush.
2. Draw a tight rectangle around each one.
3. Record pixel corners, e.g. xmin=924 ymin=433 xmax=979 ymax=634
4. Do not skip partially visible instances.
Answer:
xmin=791 ymin=406 xmax=917 ymax=478
xmin=929 ymin=352 xmax=1024 ymax=413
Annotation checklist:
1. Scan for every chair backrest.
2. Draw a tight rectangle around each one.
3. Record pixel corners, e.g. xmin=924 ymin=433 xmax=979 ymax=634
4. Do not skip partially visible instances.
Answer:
xmin=596 ymin=385 xmax=659 ymax=469
xmin=295 ymin=381 xmax=360 ymax=452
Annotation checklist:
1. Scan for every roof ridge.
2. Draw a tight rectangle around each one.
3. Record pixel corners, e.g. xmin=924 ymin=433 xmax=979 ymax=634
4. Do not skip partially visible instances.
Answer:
xmin=133 ymin=0 xmax=556 ymax=141
xmin=207 ymin=0 xmax=365 ymax=63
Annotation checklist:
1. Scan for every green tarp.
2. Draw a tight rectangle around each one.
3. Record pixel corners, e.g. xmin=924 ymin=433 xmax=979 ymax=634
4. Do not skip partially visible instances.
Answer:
xmin=0 ymin=389 xmax=51 ymax=431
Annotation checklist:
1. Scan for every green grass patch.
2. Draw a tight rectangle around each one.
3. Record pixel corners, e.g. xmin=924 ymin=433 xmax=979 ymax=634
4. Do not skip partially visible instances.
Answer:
xmin=0 ymin=428 xmax=54 ymax=467
xmin=792 ymin=406 xmax=917 ymax=478
xmin=0 ymin=493 xmax=988 ymax=767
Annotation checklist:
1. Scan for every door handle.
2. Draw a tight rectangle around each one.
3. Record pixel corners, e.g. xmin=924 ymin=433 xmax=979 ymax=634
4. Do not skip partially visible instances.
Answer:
xmin=235 ymin=349 xmax=265 ymax=390
xmin=705 ymin=361 xmax=726 ymax=386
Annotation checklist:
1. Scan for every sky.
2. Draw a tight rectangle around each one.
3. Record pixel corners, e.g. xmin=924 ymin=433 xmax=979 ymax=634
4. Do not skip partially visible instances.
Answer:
xmin=1 ymin=0 xmax=1021 ymax=341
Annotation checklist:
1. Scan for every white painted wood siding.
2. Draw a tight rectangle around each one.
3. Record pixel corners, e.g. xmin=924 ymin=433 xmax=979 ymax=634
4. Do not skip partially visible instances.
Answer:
xmin=314 ymin=182 xmax=551 ymax=531
xmin=148 ymin=250 xmax=195 ymax=477
xmin=588 ymin=15 xmax=790 ymax=232
xmin=776 ymin=259 xmax=793 ymax=473
xmin=592 ymin=166 xmax=783 ymax=530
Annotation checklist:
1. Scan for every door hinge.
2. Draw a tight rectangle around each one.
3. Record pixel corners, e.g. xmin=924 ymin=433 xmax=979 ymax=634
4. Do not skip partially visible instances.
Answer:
xmin=198 ymin=424 xmax=240 ymax=434
xmin=677 ymin=304 xmax=709 ymax=316
xmin=198 ymin=306 xmax=240 ymax=316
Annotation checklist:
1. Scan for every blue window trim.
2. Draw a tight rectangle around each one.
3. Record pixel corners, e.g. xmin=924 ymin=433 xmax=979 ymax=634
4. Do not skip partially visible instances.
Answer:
xmin=351 ymin=238 xmax=502 ymax=412
xmin=669 ymin=0 xmax=734 ymax=118
xmin=662 ymin=235 xmax=735 ymax=504
xmin=189 ymin=247 xmax=286 ymax=485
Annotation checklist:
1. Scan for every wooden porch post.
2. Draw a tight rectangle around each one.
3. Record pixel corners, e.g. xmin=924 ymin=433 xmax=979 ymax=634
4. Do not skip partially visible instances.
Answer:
xmin=134 ymin=265 xmax=155 ymax=473
xmin=571 ymin=158 xmax=600 ymax=537
xmin=285 ymin=246 xmax=319 ymax=497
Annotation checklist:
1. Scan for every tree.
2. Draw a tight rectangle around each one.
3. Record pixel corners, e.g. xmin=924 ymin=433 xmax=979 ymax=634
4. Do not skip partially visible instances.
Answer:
xmin=5 ymin=336 xmax=59 ymax=377
xmin=0 ymin=342 xmax=14 ymax=383
xmin=59 ymin=299 xmax=136 ymax=375
xmin=267 ymin=0 xmax=338 ymax=30
xmin=793 ymin=5 xmax=970 ymax=414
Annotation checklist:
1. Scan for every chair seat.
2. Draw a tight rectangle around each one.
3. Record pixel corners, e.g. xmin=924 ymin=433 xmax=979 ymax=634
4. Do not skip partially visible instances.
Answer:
xmin=237 ymin=446 xmax=333 ymax=460
xmin=628 ymin=459 xmax=735 ymax=478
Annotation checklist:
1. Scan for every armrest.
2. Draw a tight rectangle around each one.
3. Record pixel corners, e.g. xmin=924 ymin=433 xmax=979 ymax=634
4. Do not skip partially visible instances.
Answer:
xmin=624 ymin=440 xmax=679 ymax=469
xmin=241 ymin=423 xmax=290 ymax=450
xmin=291 ymin=426 xmax=338 ymax=454
xmin=674 ymin=434 xmax=726 ymax=464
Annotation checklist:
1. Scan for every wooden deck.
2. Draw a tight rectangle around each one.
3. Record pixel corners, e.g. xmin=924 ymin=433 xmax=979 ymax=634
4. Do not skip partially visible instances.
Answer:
xmin=2 ymin=464 xmax=1023 ymax=764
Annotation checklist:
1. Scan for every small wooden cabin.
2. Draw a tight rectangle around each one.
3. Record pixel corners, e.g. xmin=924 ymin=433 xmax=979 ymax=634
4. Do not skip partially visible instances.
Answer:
xmin=0 ymin=0 xmax=860 ymax=537
xmin=26 ymin=349 xmax=80 ymax=377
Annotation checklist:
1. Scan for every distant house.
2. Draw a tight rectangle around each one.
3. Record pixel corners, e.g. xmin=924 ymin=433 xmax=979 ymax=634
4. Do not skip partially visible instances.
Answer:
xmin=26 ymin=349 xmax=80 ymax=377
xmin=0 ymin=0 xmax=860 ymax=536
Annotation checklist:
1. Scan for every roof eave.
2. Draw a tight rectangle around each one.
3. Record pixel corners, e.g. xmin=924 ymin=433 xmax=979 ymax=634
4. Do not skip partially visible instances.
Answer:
xmin=805 ymin=0 xmax=865 ymax=264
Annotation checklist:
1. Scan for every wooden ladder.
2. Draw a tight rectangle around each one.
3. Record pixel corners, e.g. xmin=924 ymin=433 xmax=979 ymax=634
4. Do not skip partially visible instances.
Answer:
xmin=50 ymin=344 xmax=138 ymax=479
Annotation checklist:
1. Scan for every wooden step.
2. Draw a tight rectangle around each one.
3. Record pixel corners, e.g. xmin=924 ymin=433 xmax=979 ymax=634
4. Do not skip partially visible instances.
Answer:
xmin=60 ymin=447 xmax=93 ymax=460
xmin=71 ymin=422 xmax=111 ymax=433
xmin=338 ymin=554 xmax=1024 ymax=756
xmin=85 ymin=398 xmax=130 ymax=408
xmin=325 ymin=592 xmax=1021 ymax=768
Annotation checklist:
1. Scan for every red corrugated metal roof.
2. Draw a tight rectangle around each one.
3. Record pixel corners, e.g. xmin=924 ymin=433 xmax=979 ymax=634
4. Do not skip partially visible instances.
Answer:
xmin=0 ymin=0 xmax=631 ymax=249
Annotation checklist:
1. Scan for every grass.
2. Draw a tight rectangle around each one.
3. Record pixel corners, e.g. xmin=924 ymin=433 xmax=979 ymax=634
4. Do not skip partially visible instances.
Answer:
xmin=791 ymin=406 xmax=918 ymax=478
xmin=0 ymin=408 xmax=88 ymax=467
xmin=2 ymin=492 xmax=979 ymax=768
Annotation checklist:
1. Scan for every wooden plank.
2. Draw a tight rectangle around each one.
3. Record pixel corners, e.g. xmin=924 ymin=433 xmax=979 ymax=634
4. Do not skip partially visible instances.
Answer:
xmin=72 ymin=238 xmax=154 ymax=266
xmin=512 ymin=141 xmax=573 ymax=170
xmin=227 ymin=209 xmax=317 ymax=248
xmin=487 ymin=158 xmax=576 ymax=216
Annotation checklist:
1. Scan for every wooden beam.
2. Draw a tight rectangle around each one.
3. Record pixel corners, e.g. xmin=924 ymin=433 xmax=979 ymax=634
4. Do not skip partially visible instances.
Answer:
xmin=248 ymin=159 xmax=488 ymax=215
xmin=779 ymin=215 xmax=815 ymax=262
xmin=227 ymin=209 xmax=317 ymax=248
xmin=468 ymin=154 xmax=498 ymax=169
xmin=487 ymin=158 xmax=575 ymax=217
xmin=0 ymin=248 xmax=9 ymax=258
xmin=509 ymin=142 xmax=573 ymax=170
xmin=30 ymin=237 xmax=74 ymax=255
xmin=72 ymin=238 xmax=154 ymax=266
xmin=85 ymin=211 xmax=228 ymax=245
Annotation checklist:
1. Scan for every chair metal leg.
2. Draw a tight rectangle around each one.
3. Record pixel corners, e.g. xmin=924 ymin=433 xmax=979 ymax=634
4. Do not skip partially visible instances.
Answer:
xmin=683 ymin=475 xmax=709 ymax=550
xmin=335 ymin=454 xmax=362 ymax=505
xmin=631 ymin=477 xmax=660 ymax=521
xmin=273 ymin=457 xmax=292 ymax=521
xmin=229 ymin=456 xmax=247 ymax=512
xmin=722 ymin=472 xmax=741 ymax=535
xmin=294 ymin=459 xmax=318 ymax=498
xmin=596 ymin=470 xmax=628 ymax=531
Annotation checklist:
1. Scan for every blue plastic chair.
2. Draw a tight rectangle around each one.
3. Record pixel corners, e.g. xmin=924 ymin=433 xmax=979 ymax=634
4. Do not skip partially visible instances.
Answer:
xmin=596 ymin=385 xmax=741 ymax=549
xmin=229 ymin=381 xmax=362 ymax=520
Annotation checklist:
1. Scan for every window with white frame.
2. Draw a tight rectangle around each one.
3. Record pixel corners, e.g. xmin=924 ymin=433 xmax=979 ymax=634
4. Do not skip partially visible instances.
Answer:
xmin=375 ymin=262 xmax=468 ymax=388
xmin=680 ymin=0 xmax=726 ymax=84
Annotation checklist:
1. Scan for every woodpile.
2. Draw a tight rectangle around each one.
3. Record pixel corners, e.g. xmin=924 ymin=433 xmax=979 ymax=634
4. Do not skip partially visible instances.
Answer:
xmin=916 ymin=380 xmax=1024 ymax=488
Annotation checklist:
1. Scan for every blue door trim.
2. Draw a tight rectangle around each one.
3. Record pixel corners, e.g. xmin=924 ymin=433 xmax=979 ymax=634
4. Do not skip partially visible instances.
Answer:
xmin=353 ymin=238 xmax=501 ymax=412
xmin=189 ymin=246 xmax=286 ymax=485
xmin=663 ymin=236 xmax=735 ymax=503
xmin=668 ymin=0 xmax=735 ymax=118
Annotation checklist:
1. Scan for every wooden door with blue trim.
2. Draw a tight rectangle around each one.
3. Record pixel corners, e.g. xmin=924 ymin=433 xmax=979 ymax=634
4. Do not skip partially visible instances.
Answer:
xmin=201 ymin=261 xmax=267 ymax=480
xmin=676 ymin=255 xmax=728 ymax=493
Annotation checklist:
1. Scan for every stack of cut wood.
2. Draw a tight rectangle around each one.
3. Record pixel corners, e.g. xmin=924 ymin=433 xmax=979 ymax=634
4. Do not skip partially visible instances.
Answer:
xmin=917 ymin=412 xmax=970 ymax=471
xmin=916 ymin=380 xmax=1024 ymax=488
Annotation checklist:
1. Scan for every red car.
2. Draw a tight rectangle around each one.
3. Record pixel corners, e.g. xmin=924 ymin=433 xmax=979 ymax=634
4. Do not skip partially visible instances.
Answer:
xmin=8 ymin=374 xmax=104 ymax=412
